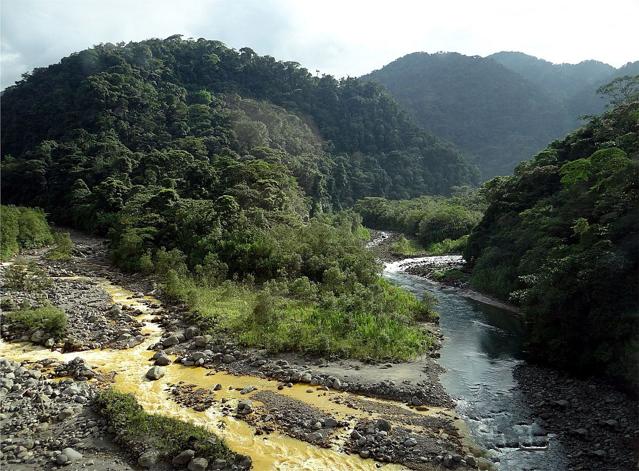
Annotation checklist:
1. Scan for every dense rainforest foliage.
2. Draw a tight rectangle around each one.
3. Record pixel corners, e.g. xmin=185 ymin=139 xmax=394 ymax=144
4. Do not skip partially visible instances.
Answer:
xmin=354 ymin=190 xmax=486 ymax=250
xmin=364 ymin=52 xmax=637 ymax=179
xmin=0 ymin=205 xmax=53 ymax=259
xmin=0 ymin=37 xmax=459 ymax=360
xmin=1 ymin=36 xmax=476 ymax=210
xmin=465 ymin=88 xmax=639 ymax=389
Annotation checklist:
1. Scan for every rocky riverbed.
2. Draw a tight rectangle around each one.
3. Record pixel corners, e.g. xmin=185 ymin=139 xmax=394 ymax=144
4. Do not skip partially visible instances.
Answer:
xmin=0 ymin=231 xmax=479 ymax=470
xmin=0 ymin=357 xmax=133 ymax=470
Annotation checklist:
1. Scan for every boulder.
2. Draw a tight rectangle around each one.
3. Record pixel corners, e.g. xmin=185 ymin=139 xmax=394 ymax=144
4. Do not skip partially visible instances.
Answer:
xmin=146 ymin=366 xmax=165 ymax=380
xmin=184 ymin=326 xmax=200 ymax=340
xmin=61 ymin=447 xmax=82 ymax=462
xmin=237 ymin=400 xmax=253 ymax=416
xmin=154 ymin=352 xmax=171 ymax=366
xmin=138 ymin=450 xmax=160 ymax=468
xmin=172 ymin=449 xmax=196 ymax=466
xmin=162 ymin=335 xmax=180 ymax=347
xmin=188 ymin=457 xmax=209 ymax=471
xmin=192 ymin=335 xmax=210 ymax=348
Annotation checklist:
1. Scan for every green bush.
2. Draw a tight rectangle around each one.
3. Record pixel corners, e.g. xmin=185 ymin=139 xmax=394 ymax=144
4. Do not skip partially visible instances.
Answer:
xmin=17 ymin=207 xmax=54 ymax=249
xmin=1 ymin=205 xmax=53 ymax=260
xmin=0 ymin=206 xmax=20 ymax=259
xmin=5 ymin=304 xmax=67 ymax=338
xmin=95 ymin=389 xmax=240 ymax=464
xmin=390 ymin=236 xmax=426 ymax=257
xmin=47 ymin=231 xmax=73 ymax=260
xmin=426 ymin=235 xmax=469 ymax=255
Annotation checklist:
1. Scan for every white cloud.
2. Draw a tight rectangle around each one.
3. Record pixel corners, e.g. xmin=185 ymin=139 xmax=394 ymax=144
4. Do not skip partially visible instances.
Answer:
xmin=1 ymin=0 xmax=637 ymax=89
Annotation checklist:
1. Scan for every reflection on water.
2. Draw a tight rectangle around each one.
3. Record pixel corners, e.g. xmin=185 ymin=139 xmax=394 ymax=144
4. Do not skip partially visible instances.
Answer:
xmin=384 ymin=259 xmax=567 ymax=470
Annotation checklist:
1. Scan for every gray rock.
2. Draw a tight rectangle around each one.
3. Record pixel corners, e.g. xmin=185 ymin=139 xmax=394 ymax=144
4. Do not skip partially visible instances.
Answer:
xmin=146 ymin=366 xmax=165 ymax=380
xmin=61 ymin=447 xmax=82 ymax=462
xmin=138 ymin=451 xmax=160 ymax=468
xmin=222 ymin=354 xmax=235 ymax=363
xmin=324 ymin=417 xmax=339 ymax=428
xmin=237 ymin=400 xmax=253 ymax=416
xmin=58 ymin=408 xmax=75 ymax=421
xmin=163 ymin=335 xmax=180 ymax=347
xmin=154 ymin=352 xmax=171 ymax=366
xmin=192 ymin=335 xmax=210 ymax=348
xmin=300 ymin=372 xmax=312 ymax=383
xmin=188 ymin=457 xmax=208 ymax=471
xmin=240 ymin=386 xmax=256 ymax=395
xmin=376 ymin=419 xmax=392 ymax=432
xmin=404 ymin=437 xmax=418 ymax=447
xmin=173 ymin=449 xmax=195 ymax=466
xmin=184 ymin=326 xmax=200 ymax=340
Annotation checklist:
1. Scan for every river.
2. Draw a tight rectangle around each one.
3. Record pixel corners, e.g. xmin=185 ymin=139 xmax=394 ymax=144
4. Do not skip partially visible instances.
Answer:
xmin=384 ymin=256 xmax=568 ymax=470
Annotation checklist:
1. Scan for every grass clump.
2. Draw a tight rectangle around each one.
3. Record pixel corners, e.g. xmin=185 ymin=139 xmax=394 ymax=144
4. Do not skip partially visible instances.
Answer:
xmin=164 ymin=272 xmax=436 ymax=361
xmin=2 ymin=260 xmax=52 ymax=292
xmin=390 ymin=235 xmax=426 ymax=257
xmin=431 ymin=268 xmax=469 ymax=284
xmin=426 ymin=235 xmax=469 ymax=255
xmin=95 ymin=389 xmax=244 ymax=465
xmin=4 ymin=304 xmax=67 ymax=338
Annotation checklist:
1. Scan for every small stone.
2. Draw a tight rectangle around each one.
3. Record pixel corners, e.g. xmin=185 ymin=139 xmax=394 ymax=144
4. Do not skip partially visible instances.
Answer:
xmin=404 ymin=437 xmax=418 ymax=447
xmin=376 ymin=419 xmax=392 ymax=432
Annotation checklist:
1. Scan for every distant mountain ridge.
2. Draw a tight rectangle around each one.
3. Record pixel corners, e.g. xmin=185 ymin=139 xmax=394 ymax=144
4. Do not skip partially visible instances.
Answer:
xmin=364 ymin=51 xmax=637 ymax=179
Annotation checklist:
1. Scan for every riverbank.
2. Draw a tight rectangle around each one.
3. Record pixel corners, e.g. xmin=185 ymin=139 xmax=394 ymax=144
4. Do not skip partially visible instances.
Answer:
xmin=373 ymin=230 xmax=638 ymax=470
xmin=0 ymin=231 xmax=483 ymax=470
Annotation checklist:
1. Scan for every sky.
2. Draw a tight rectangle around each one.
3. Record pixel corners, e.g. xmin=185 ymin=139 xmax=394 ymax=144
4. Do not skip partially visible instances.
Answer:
xmin=1 ymin=0 xmax=637 ymax=89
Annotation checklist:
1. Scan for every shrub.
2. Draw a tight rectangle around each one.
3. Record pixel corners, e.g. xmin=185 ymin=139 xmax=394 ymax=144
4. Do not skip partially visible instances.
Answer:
xmin=2 ymin=260 xmax=52 ymax=292
xmin=5 ymin=304 xmax=67 ymax=338
xmin=0 ymin=206 xmax=20 ymax=259
xmin=17 ymin=207 xmax=54 ymax=249
xmin=47 ymin=231 xmax=73 ymax=260
xmin=1 ymin=205 xmax=54 ymax=259
xmin=95 ymin=389 xmax=240 ymax=464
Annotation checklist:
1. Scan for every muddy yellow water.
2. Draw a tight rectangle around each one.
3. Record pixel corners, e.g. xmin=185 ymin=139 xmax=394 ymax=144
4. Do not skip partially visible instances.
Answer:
xmin=0 ymin=278 xmax=441 ymax=469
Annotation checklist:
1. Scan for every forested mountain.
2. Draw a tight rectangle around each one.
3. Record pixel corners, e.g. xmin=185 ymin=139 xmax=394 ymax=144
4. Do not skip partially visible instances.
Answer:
xmin=465 ymin=83 xmax=639 ymax=389
xmin=490 ymin=51 xmax=639 ymax=125
xmin=364 ymin=52 xmax=636 ymax=179
xmin=1 ymin=36 xmax=476 ymax=213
